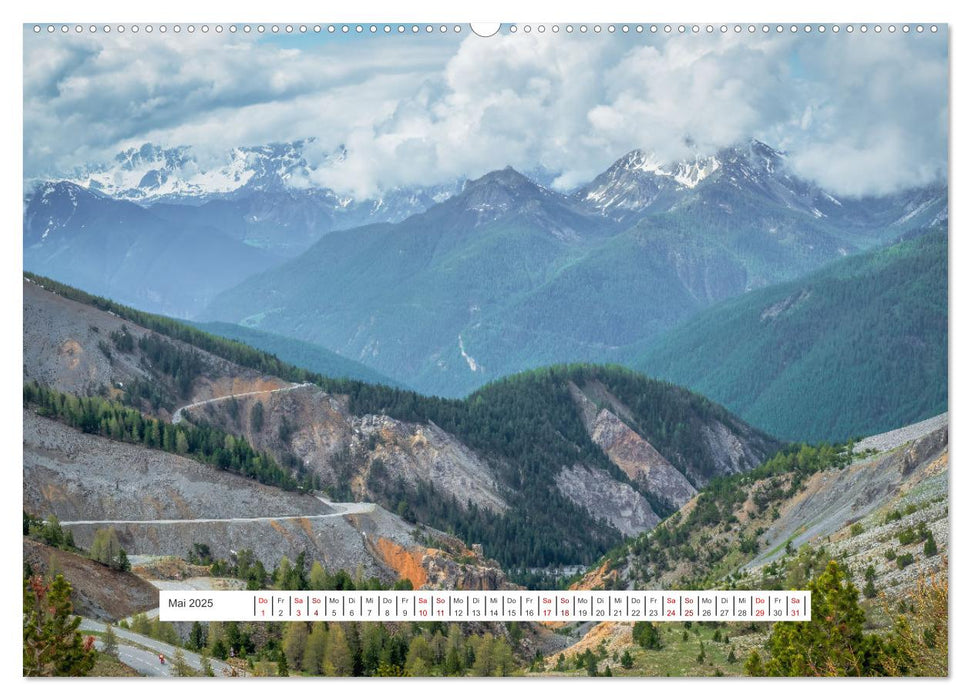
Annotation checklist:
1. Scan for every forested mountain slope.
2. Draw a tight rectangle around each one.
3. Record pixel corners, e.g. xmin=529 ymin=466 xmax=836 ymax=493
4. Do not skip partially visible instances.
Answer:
xmin=634 ymin=229 xmax=947 ymax=442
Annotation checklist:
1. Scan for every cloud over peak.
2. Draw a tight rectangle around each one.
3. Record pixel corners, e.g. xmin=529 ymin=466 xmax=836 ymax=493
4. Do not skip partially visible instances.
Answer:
xmin=24 ymin=27 xmax=947 ymax=198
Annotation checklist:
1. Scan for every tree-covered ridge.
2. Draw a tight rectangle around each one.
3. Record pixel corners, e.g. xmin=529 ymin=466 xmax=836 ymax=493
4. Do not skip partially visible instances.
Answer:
xmin=24 ymin=382 xmax=303 ymax=491
xmin=339 ymin=365 xmax=779 ymax=573
xmin=348 ymin=368 xmax=641 ymax=571
xmin=346 ymin=365 xmax=780 ymax=488
xmin=23 ymin=276 xmax=623 ymax=569
xmin=635 ymin=228 xmax=947 ymax=443
xmin=24 ymin=275 xmax=780 ymax=574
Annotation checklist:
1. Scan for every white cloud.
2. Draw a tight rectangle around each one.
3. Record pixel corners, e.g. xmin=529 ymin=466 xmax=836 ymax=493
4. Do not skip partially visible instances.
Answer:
xmin=23 ymin=28 xmax=947 ymax=198
xmin=782 ymin=34 xmax=948 ymax=196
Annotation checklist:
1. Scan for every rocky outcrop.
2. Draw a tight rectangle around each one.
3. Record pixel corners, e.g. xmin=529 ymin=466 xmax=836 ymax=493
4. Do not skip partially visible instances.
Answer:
xmin=354 ymin=414 xmax=507 ymax=513
xmin=196 ymin=384 xmax=507 ymax=515
xmin=694 ymin=419 xmax=766 ymax=481
xmin=570 ymin=380 xmax=697 ymax=508
xmin=569 ymin=378 xmax=775 ymax=491
xmin=554 ymin=464 xmax=660 ymax=536
xmin=588 ymin=409 xmax=697 ymax=507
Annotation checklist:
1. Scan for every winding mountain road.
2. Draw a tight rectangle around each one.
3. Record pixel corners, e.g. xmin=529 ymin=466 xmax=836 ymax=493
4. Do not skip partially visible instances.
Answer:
xmin=56 ymin=381 xmax=372 ymax=527
xmin=171 ymin=382 xmax=315 ymax=425
xmin=60 ymin=378 xmax=379 ymax=531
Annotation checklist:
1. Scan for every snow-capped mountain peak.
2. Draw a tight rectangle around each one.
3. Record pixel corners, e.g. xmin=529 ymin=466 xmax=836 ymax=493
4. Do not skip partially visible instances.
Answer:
xmin=49 ymin=139 xmax=349 ymax=204
xmin=575 ymin=139 xmax=830 ymax=221
xmin=619 ymin=149 xmax=722 ymax=189
xmin=576 ymin=149 xmax=721 ymax=218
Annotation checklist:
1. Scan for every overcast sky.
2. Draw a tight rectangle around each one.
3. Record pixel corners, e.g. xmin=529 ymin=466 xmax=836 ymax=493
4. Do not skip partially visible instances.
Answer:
xmin=23 ymin=25 xmax=948 ymax=198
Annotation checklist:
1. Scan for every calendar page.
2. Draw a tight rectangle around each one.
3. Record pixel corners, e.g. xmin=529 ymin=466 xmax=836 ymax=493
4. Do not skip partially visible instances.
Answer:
xmin=22 ymin=14 xmax=949 ymax=681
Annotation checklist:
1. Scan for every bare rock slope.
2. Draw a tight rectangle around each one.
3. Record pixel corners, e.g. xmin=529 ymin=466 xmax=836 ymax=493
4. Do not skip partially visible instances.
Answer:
xmin=24 ymin=409 xmax=505 ymax=588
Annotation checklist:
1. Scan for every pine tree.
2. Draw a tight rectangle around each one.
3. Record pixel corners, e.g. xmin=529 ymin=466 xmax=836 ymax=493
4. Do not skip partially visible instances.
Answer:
xmin=880 ymin=569 xmax=947 ymax=676
xmin=863 ymin=564 xmax=878 ymax=599
xmin=632 ymin=621 xmax=662 ymax=650
xmin=308 ymin=561 xmax=328 ymax=590
xmin=444 ymin=623 xmax=465 ymax=676
xmin=23 ymin=574 xmax=96 ymax=676
xmin=753 ymin=560 xmax=888 ymax=676
xmin=199 ymin=651 xmax=215 ymax=676
xmin=584 ymin=649 xmax=598 ymax=677
xmin=250 ymin=402 xmax=265 ymax=433
xmin=744 ymin=650 xmax=764 ymax=676
xmin=189 ymin=621 xmax=206 ymax=650
xmin=90 ymin=527 xmax=124 ymax=569
xmin=274 ymin=556 xmax=293 ymax=589
xmin=404 ymin=634 xmax=433 ymax=677
xmin=491 ymin=637 xmax=515 ymax=676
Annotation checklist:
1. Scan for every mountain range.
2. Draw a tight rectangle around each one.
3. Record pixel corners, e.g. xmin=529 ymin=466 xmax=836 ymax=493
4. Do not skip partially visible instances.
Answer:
xmin=24 ymin=140 xmax=462 ymax=316
xmin=199 ymin=140 xmax=946 ymax=402
xmin=24 ymin=138 xmax=947 ymax=441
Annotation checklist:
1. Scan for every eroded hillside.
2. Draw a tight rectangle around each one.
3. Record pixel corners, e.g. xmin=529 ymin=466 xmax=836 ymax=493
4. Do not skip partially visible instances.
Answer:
xmin=24 ymin=276 xmax=780 ymax=576
xmin=550 ymin=416 xmax=948 ymax=677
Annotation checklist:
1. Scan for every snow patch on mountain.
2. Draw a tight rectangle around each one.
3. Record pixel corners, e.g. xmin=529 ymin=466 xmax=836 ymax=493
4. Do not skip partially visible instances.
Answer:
xmin=625 ymin=152 xmax=721 ymax=189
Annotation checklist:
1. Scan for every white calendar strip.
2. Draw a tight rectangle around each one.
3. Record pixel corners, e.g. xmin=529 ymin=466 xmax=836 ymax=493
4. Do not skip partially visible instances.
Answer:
xmin=159 ymin=590 xmax=810 ymax=622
